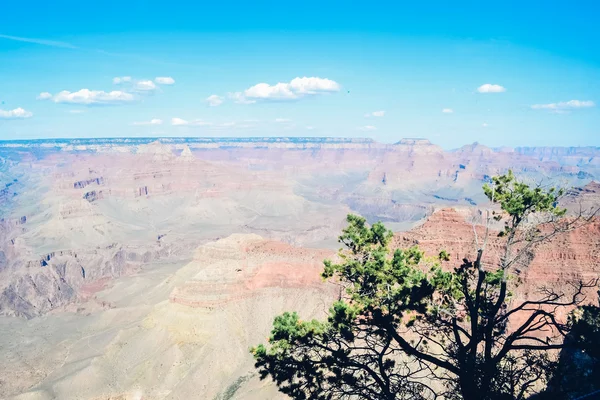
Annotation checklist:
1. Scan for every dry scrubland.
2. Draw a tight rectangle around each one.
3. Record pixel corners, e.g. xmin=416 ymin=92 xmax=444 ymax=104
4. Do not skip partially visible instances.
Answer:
xmin=0 ymin=138 xmax=599 ymax=399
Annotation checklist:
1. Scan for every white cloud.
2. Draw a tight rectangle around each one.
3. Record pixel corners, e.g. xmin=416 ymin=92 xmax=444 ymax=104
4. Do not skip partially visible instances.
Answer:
xmin=359 ymin=125 xmax=377 ymax=131
xmin=531 ymin=100 xmax=595 ymax=111
xmin=0 ymin=107 xmax=33 ymax=119
xmin=477 ymin=84 xmax=506 ymax=93
xmin=53 ymin=89 xmax=135 ymax=105
xmin=113 ymin=77 xmax=159 ymax=93
xmin=442 ymin=108 xmax=454 ymax=113
xmin=132 ymin=118 xmax=163 ymax=126
xmin=365 ymin=110 xmax=385 ymax=117
xmin=246 ymin=82 xmax=296 ymax=100
xmin=275 ymin=118 xmax=291 ymax=123
xmin=228 ymin=92 xmax=256 ymax=104
xmin=482 ymin=123 xmax=489 ymax=127
xmin=171 ymin=117 xmax=188 ymax=126
xmin=155 ymin=77 xmax=175 ymax=85
xmin=171 ymin=117 xmax=211 ymax=126
xmin=206 ymin=94 xmax=223 ymax=107
xmin=238 ymin=76 xmax=340 ymax=102
xmin=113 ymin=76 xmax=132 ymax=84
xmin=37 ymin=92 xmax=52 ymax=100
xmin=134 ymin=80 xmax=157 ymax=91
xmin=288 ymin=77 xmax=340 ymax=94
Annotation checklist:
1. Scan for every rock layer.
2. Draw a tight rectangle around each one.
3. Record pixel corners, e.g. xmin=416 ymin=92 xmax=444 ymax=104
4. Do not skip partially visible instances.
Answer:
xmin=170 ymin=234 xmax=334 ymax=309
xmin=0 ymin=234 xmax=338 ymax=400
xmin=394 ymin=208 xmax=600 ymax=321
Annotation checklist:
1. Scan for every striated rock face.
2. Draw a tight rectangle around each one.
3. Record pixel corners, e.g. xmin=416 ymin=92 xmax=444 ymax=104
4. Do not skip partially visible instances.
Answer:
xmin=0 ymin=234 xmax=339 ymax=400
xmin=136 ymin=140 xmax=176 ymax=161
xmin=394 ymin=208 xmax=600 ymax=321
xmin=178 ymin=144 xmax=195 ymax=161
xmin=0 ymin=142 xmax=353 ymax=318
xmin=73 ymin=176 xmax=104 ymax=189
xmin=0 ymin=138 xmax=598 ymax=319
xmin=170 ymin=234 xmax=335 ymax=309
xmin=560 ymin=181 xmax=600 ymax=214
xmin=394 ymin=208 xmax=502 ymax=268
xmin=83 ymin=190 xmax=103 ymax=202
xmin=0 ymin=239 xmax=190 ymax=319
xmin=515 ymin=146 xmax=600 ymax=168
xmin=395 ymin=138 xmax=433 ymax=145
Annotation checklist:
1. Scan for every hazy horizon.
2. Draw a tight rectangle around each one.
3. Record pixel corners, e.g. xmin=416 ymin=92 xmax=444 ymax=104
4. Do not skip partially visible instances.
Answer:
xmin=1 ymin=135 xmax=600 ymax=152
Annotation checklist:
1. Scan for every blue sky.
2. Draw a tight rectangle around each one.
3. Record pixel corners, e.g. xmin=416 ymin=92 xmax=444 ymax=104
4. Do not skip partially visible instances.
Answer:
xmin=0 ymin=0 xmax=599 ymax=148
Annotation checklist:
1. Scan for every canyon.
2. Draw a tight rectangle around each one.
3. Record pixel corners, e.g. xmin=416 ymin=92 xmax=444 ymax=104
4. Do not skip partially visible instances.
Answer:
xmin=0 ymin=137 xmax=598 ymax=399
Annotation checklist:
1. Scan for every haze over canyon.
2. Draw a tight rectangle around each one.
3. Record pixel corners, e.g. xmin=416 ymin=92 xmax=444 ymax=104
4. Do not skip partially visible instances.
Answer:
xmin=0 ymin=137 xmax=598 ymax=400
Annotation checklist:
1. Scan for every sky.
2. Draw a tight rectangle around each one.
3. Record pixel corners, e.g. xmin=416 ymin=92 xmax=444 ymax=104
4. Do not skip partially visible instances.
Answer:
xmin=0 ymin=0 xmax=599 ymax=148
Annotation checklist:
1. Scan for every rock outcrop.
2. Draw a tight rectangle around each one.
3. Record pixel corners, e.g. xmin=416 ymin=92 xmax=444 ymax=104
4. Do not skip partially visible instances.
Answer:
xmin=170 ymin=234 xmax=335 ymax=309
xmin=0 ymin=138 xmax=598 ymax=319
xmin=515 ymin=146 xmax=600 ymax=168
xmin=0 ymin=235 xmax=339 ymax=399
xmin=561 ymin=181 xmax=600 ymax=214
xmin=394 ymin=208 xmax=600 ymax=321
xmin=0 ymin=240 xmax=191 ymax=318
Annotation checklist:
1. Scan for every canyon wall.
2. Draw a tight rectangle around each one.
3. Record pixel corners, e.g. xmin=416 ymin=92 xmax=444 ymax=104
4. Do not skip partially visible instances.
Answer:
xmin=0 ymin=137 xmax=598 ymax=399
xmin=0 ymin=137 xmax=597 ymax=318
